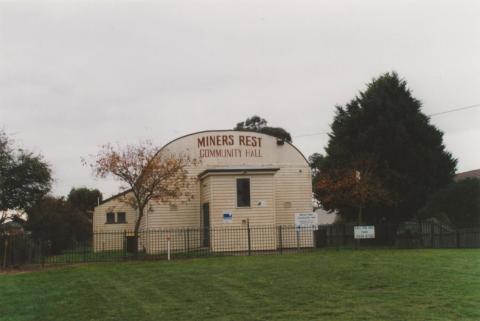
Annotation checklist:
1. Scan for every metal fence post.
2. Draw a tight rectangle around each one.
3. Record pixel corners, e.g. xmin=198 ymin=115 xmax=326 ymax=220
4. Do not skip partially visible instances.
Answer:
xmin=123 ymin=230 xmax=127 ymax=259
xmin=418 ymin=221 xmax=423 ymax=248
xmin=11 ymin=237 xmax=15 ymax=267
xmin=183 ymin=228 xmax=187 ymax=254
xmin=2 ymin=237 xmax=8 ymax=269
xmin=439 ymin=227 xmax=443 ymax=248
xmin=296 ymin=227 xmax=300 ymax=250
xmin=430 ymin=223 xmax=435 ymax=248
xmin=247 ymin=220 xmax=251 ymax=256
xmin=278 ymin=225 xmax=283 ymax=254
xmin=167 ymin=233 xmax=171 ymax=261
xmin=83 ymin=240 xmax=87 ymax=263
xmin=456 ymin=230 xmax=460 ymax=248
xmin=40 ymin=240 xmax=45 ymax=268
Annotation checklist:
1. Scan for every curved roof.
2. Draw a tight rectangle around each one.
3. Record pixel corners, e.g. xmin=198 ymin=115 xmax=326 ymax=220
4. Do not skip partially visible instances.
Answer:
xmin=100 ymin=129 xmax=309 ymax=205
xmin=157 ymin=129 xmax=309 ymax=165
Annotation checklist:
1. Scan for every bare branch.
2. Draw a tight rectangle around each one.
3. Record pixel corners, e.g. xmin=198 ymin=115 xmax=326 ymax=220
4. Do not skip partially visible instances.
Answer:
xmin=87 ymin=141 xmax=198 ymax=237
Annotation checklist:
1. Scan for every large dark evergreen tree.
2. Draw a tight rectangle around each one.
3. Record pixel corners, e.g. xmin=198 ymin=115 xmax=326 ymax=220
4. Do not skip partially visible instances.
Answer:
xmin=320 ymin=72 xmax=457 ymax=223
xmin=308 ymin=153 xmax=325 ymax=209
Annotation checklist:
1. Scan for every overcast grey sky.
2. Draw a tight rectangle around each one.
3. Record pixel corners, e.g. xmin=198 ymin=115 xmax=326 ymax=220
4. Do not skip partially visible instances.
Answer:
xmin=1 ymin=0 xmax=479 ymax=198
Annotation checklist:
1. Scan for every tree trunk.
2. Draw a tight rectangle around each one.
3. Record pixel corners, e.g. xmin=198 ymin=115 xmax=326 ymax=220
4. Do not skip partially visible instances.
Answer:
xmin=358 ymin=206 xmax=363 ymax=225
xmin=133 ymin=207 xmax=145 ymax=255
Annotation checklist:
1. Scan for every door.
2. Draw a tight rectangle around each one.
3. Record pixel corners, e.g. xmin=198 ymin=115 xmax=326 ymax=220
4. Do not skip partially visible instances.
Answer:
xmin=202 ymin=203 xmax=210 ymax=247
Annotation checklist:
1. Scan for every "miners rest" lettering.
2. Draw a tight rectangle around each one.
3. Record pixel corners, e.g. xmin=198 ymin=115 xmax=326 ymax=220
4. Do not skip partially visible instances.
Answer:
xmin=197 ymin=135 xmax=262 ymax=148
xmin=197 ymin=135 xmax=234 ymax=147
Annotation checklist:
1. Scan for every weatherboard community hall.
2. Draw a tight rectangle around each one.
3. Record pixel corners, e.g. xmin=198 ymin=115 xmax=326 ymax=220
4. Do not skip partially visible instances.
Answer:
xmin=93 ymin=130 xmax=314 ymax=253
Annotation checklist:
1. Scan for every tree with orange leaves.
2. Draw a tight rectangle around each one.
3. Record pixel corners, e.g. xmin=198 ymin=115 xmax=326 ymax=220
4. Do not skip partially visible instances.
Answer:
xmin=317 ymin=160 xmax=393 ymax=224
xmin=86 ymin=141 xmax=197 ymax=243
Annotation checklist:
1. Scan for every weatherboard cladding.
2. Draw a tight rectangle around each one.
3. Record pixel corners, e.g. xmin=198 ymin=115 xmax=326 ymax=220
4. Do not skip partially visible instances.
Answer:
xmin=93 ymin=130 xmax=313 ymax=252
xmin=208 ymin=174 xmax=276 ymax=226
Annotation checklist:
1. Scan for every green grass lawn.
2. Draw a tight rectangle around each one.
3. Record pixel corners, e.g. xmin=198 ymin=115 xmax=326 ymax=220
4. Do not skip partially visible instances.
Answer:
xmin=1 ymin=249 xmax=479 ymax=321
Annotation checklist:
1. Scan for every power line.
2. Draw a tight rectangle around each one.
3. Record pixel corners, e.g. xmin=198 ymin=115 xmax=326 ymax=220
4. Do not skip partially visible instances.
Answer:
xmin=293 ymin=103 xmax=480 ymax=138
xmin=427 ymin=103 xmax=480 ymax=117
xmin=294 ymin=132 xmax=329 ymax=138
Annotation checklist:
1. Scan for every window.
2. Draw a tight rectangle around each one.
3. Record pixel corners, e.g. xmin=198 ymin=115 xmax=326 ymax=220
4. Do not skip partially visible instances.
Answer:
xmin=106 ymin=212 xmax=115 ymax=224
xmin=117 ymin=212 xmax=126 ymax=223
xmin=106 ymin=212 xmax=126 ymax=224
xmin=236 ymin=178 xmax=251 ymax=207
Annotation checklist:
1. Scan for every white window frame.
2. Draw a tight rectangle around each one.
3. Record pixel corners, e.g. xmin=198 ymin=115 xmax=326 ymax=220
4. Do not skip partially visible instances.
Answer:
xmin=235 ymin=177 xmax=251 ymax=208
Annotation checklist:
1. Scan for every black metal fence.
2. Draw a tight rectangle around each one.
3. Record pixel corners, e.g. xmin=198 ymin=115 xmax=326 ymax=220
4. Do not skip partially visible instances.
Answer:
xmin=316 ymin=222 xmax=480 ymax=249
xmin=1 ymin=222 xmax=479 ymax=268
xmin=0 ymin=225 xmax=316 ymax=267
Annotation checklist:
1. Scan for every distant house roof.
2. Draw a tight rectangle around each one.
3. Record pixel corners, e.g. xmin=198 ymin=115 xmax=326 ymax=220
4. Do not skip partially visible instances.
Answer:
xmin=454 ymin=169 xmax=480 ymax=181
xmin=0 ymin=221 xmax=25 ymax=235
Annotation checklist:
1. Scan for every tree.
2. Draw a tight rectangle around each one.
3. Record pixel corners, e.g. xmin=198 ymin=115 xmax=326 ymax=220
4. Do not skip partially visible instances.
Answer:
xmin=67 ymin=187 xmax=103 ymax=213
xmin=309 ymin=153 xmax=326 ymax=209
xmin=25 ymin=196 xmax=90 ymax=254
xmin=234 ymin=115 xmax=292 ymax=142
xmin=317 ymin=159 xmax=393 ymax=223
xmin=319 ymin=72 xmax=456 ymax=223
xmin=0 ymin=130 xmax=52 ymax=224
xmin=420 ymin=178 xmax=480 ymax=228
xmin=87 ymin=141 xmax=197 ymax=244
xmin=65 ymin=187 xmax=103 ymax=240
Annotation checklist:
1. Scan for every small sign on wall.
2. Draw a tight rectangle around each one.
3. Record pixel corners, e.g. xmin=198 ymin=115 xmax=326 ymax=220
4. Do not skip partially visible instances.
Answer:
xmin=294 ymin=213 xmax=318 ymax=229
xmin=354 ymin=226 xmax=375 ymax=239
xmin=223 ymin=211 xmax=233 ymax=223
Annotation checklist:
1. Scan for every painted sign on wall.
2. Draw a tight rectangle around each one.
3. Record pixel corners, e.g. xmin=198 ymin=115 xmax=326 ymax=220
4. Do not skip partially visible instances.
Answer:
xmin=295 ymin=213 xmax=318 ymax=228
xmin=197 ymin=134 xmax=264 ymax=159
xmin=223 ymin=211 xmax=233 ymax=224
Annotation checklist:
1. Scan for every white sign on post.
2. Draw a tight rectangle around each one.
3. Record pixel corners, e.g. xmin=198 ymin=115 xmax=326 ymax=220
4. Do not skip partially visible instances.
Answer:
xmin=294 ymin=213 xmax=318 ymax=229
xmin=354 ymin=226 xmax=375 ymax=239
